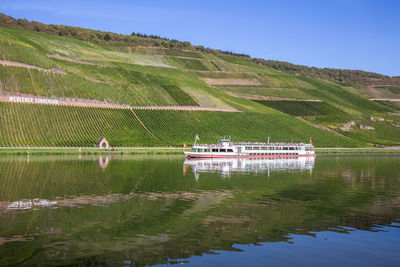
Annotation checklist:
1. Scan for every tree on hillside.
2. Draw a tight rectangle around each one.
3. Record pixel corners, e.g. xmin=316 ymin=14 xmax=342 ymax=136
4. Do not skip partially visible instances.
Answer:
xmin=104 ymin=33 xmax=111 ymax=41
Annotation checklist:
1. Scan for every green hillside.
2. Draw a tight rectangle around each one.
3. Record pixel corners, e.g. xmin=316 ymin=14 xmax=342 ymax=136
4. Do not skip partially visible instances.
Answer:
xmin=0 ymin=102 xmax=363 ymax=147
xmin=0 ymin=103 xmax=160 ymax=147
xmin=134 ymin=110 xmax=363 ymax=146
xmin=0 ymin=13 xmax=399 ymax=147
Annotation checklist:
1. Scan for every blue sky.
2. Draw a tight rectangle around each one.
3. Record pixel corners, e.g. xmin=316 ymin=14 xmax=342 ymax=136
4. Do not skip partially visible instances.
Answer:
xmin=1 ymin=0 xmax=399 ymax=76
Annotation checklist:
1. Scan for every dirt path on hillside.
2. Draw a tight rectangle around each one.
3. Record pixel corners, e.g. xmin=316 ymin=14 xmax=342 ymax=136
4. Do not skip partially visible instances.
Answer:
xmin=370 ymin=98 xmax=400 ymax=102
xmin=248 ymin=95 xmax=322 ymax=101
xmin=203 ymin=78 xmax=261 ymax=86
xmin=60 ymin=99 xmax=129 ymax=109
xmin=129 ymin=109 xmax=162 ymax=141
xmin=296 ymin=116 xmax=352 ymax=139
xmin=186 ymin=70 xmax=257 ymax=74
xmin=131 ymin=106 xmax=240 ymax=112
xmin=0 ymin=60 xmax=66 ymax=74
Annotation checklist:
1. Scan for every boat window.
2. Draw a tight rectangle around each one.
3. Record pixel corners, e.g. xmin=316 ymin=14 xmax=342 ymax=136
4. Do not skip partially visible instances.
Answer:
xmin=290 ymin=147 xmax=294 ymax=150
xmin=245 ymin=146 xmax=252 ymax=150
xmin=262 ymin=147 xmax=268 ymax=150
xmin=284 ymin=147 xmax=289 ymax=150
xmin=227 ymin=149 xmax=233 ymax=152
xmin=205 ymin=149 xmax=210 ymax=152
xmin=220 ymin=149 xmax=226 ymax=152
xmin=191 ymin=148 xmax=196 ymax=152
xmin=212 ymin=148 xmax=218 ymax=152
xmin=253 ymin=147 xmax=259 ymax=150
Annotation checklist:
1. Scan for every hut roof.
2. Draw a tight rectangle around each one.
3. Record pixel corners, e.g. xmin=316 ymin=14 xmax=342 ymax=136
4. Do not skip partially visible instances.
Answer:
xmin=97 ymin=137 xmax=107 ymax=145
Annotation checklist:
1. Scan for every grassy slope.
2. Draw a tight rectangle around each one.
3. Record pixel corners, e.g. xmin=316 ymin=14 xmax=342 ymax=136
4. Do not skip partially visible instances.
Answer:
xmin=0 ymin=25 xmax=399 ymax=146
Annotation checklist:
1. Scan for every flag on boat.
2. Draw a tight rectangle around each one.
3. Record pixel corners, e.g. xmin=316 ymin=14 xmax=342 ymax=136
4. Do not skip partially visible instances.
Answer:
xmin=195 ymin=135 xmax=200 ymax=141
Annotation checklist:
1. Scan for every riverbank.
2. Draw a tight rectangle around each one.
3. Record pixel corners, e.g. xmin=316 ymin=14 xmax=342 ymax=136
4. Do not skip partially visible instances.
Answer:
xmin=0 ymin=147 xmax=189 ymax=155
xmin=315 ymin=147 xmax=400 ymax=155
xmin=0 ymin=147 xmax=399 ymax=156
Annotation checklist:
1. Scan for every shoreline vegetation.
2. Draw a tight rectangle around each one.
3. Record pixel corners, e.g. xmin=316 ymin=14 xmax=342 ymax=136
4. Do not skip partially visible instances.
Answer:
xmin=0 ymin=147 xmax=399 ymax=156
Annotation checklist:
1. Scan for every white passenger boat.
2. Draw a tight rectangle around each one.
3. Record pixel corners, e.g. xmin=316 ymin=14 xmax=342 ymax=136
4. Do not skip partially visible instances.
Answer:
xmin=184 ymin=138 xmax=315 ymax=158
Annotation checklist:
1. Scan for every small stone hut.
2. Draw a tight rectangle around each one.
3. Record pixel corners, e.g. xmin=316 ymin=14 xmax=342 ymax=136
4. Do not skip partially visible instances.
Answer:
xmin=97 ymin=137 xmax=110 ymax=148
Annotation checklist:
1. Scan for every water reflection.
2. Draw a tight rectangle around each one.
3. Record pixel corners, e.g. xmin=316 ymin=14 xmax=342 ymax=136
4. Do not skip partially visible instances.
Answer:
xmin=184 ymin=157 xmax=315 ymax=179
xmin=0 ymin=155 xmax=399 ymax=266
xmin=98 ymin=155 xmax=112 ymax=170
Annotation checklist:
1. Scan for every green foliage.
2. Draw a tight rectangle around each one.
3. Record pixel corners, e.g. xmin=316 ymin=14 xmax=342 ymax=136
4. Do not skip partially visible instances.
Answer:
xmin=342 ymin=116 xmax=400 ymax=145
xmin=0 ymin=103 xmax=161 ymax=147
xmin=375 ymin=86 xmax=400 ymax=94
xmin=307 ymin=115 xmax=400 ymax=146
xmin=162 ymin=49 xmax=204 ymax=58
xmin=254 ymin=58 xmax=400 ymax=87
xmin=296 ymin=76 xmax=393 ymax=114
xmin=134 ymin=110 xmax=365 ymax=147
xmin=376 ymin=101 xmax=400 ymax=111
xmin=306 ymin=115 xmax=356 ymax=127
xmin=0 ymin=40 xmax=55 ymax=68
xmin=219 ymin=86 xmax=315 ymax=100
xmin=255 ymin=100 xmax=346 ymax=116
xmin=166 ymin=56 xmax=218 ymax=71
xmin=161 ymin=85 xmax=199 ymax=106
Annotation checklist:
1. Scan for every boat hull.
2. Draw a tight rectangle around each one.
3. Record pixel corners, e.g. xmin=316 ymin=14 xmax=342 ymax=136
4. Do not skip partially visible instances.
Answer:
xmin=184 ymin=152 xmax=315 ymax=159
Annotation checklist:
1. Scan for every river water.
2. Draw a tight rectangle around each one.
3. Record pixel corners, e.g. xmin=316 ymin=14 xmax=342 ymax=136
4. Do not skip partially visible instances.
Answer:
xmin=0 ymin=155 xmax=399 ymax=266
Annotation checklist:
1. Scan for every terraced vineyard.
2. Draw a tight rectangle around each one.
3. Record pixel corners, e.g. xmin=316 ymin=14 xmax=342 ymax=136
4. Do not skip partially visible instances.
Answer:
xmin=255 ymin=100 xmax=346 ymax=116
xmin=376 ymin=101 xmax=400 ymax=111
xmin=0 ymin=102 xmax=161 ymax=147
xmin=161 ymin=85 xmax=199 ymax=106
xmin=0 ymin=101 xmax=365 ymax=147
xmin=307 ymin=115 xmax=400 ymax=146
xmin=134 ymin=109 xmax=365 ymax=147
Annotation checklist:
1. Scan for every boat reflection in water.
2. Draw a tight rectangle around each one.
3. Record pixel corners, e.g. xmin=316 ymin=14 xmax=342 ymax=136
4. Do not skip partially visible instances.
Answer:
xmin=184 ymin=156 xmax=315 ymax=179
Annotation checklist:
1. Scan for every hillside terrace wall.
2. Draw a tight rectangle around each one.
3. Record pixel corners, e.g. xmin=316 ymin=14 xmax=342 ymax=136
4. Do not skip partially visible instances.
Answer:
xmin=0 ymin=95 xmax=128 ymax=109
xmin=0 ymin=94 xmax=240 ymax=112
